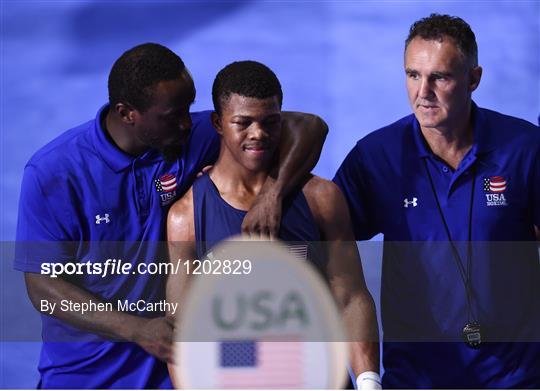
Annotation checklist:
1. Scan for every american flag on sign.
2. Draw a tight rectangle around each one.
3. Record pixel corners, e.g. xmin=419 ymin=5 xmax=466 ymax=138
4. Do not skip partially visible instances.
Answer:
xmin=217 ymin=340 xmax=303 ymax=388
xmin=154 ymin=173 xmax=177 ymax=193
xmin=483 ymin=176 xmax=507 ymax=193
xmin=287 ymin=244 xmax=309 ymax=260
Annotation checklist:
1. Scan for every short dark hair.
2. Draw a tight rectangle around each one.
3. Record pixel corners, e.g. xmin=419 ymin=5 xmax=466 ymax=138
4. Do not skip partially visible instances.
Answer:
xmin=108 ymin=43 xmax=186 ymax=112
xmin=212 ymin=60 xmax=283 ymax=114
xmin=405 ymin=13 xmax=478 ymax=66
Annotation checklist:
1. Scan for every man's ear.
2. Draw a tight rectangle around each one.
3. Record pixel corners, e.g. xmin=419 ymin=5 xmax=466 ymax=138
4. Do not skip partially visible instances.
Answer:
xmin=115 ymin=103 xmax=137 ymax=125
xmin=469 ymin=66 xmax=482 ymax=92
xmin=211 ymin=111 xmax=223 ymax=136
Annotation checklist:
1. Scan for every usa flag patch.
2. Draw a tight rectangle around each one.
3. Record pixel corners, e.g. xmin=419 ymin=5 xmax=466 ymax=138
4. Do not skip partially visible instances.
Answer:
xmin=155 ymin=173 xmax=177 ymax=193
xmin=155 ymin=173 xmax=178 ymax=206
xmin=483 ymin=176 xmax=507 ymax=193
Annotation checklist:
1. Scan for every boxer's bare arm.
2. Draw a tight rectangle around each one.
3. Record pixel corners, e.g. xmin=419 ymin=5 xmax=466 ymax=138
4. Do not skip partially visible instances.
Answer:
xmin=304 ymin=176 xmax=380 ymax=376
xmin=167 ymin=187 xmax=197 ymax=306
xmin=166 ymin=187 xmax=198 ymax=388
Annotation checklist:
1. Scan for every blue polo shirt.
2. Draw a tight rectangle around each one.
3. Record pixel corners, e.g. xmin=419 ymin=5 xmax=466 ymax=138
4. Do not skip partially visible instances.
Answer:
xmin=15 ymin=105 xmax=219 ymax=389
xmin=334 ymin=103 xmax=540 ymax=388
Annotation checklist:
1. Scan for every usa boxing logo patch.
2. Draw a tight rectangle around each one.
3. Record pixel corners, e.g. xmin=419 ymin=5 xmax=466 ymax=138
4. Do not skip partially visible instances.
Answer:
xmin=483 ymin=176 xmax=508 ymax=207
xmin=155 ymin=173 xmax=178 ymax=206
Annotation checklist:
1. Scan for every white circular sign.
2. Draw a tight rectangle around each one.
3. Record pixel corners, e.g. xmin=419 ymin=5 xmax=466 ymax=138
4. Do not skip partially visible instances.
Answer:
xmin=174 ymin=237 xmax=348 ymax=389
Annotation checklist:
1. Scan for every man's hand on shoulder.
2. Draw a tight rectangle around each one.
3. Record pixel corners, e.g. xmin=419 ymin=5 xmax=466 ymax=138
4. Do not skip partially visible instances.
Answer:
xmin=241 ymin=112 xmax=327 ymax=239
xmin=242 ymin=177 xmax=282 ymax=239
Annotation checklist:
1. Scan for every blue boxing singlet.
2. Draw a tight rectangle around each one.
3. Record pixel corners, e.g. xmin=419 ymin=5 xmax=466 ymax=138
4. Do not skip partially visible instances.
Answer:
xmin=192 ymin=173 xmax=324 ymax=272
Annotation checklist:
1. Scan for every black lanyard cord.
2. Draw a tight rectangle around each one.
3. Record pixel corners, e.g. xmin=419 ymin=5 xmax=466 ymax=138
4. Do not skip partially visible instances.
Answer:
xmin=423 ymin=159 xmax=478 ymax=324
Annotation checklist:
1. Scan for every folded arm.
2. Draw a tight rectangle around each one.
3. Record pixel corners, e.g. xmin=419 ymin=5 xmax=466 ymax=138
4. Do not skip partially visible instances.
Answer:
xmin=24 ymin=272 xmax=175 ymax=362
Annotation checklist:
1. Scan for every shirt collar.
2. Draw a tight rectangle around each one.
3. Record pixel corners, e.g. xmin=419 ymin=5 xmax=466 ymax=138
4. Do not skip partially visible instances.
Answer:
xmin=91 ymin=104 xmax=164 ymax=172
xmin=411 ymin=101 xmax=494 ymax=159
xmin=411 ymin=115 xmax=431 ymax=158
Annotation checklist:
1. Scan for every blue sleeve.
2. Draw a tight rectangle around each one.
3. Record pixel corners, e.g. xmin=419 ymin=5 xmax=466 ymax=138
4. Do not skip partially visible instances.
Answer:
xmin=15 ymin=164 xmax=75 ymax=273
xmin=333 ymin=143 xmax=379 ymax=240
xmin=182 ymin=111 xmax=220 ymax=180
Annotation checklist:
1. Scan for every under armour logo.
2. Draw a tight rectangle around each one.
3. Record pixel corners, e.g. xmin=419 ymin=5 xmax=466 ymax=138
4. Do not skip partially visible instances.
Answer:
xmin=403 ymin=197 xmax=418 ymax=208
xmin=95 ymin=214 xmax=110 ymax=224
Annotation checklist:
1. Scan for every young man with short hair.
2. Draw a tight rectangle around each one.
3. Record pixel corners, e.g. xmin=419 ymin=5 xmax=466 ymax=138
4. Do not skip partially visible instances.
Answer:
xmin=167 ymin=60 xmax=380 ymax=389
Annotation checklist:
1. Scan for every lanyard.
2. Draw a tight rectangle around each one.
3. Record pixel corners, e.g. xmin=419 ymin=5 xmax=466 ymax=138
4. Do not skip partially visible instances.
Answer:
xmin=423 ymin=159 xmax=478 ymax=325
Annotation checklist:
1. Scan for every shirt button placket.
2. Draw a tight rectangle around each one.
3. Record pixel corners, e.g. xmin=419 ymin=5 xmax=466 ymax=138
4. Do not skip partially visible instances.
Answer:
xmin=133 ymin=161 xmax=148 ymax=218
xmin=138 ymin=173 xmax=149 ymax=218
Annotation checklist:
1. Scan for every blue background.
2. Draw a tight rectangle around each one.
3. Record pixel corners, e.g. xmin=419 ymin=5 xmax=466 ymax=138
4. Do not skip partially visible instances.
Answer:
xmin=1 ymin=0 xmax=538 ymax=388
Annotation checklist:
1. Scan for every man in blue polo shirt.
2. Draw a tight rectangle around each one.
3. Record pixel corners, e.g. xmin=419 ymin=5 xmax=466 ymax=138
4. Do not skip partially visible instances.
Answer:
xmin=15 ymin=43 xmax=328 ymax=389
xmin=334 ymin=14 xmax=540 ymax=388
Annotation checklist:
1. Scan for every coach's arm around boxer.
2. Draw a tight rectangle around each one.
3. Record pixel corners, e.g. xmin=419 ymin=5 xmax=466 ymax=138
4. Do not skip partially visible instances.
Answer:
xmin=25 ymin=272 xmax=176 ymax=363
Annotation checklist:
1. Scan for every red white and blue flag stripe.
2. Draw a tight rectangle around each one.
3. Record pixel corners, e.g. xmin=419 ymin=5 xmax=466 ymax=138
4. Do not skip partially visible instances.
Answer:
xmin=155 ymin=173 xmax=177 ymax=193
xmin=217 ymin=339 xmax=303 ymax=388
xmin=483 ymin=176 xmax=507 ymax=193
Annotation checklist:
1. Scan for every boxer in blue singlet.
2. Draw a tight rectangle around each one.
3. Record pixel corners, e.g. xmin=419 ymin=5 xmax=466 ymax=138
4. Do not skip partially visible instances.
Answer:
xmin=166 ymin=61 xmax=381 ymax=389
